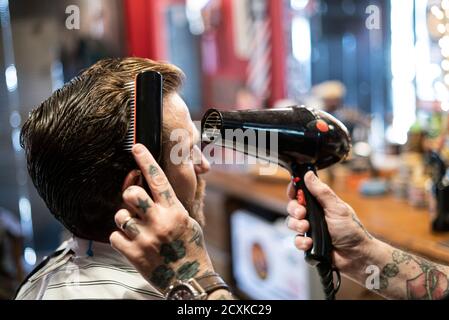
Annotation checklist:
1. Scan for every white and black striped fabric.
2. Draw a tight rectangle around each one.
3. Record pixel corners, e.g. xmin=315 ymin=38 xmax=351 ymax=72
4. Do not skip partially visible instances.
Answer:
xmin=15 ymin=237 xmax=163 ymax=300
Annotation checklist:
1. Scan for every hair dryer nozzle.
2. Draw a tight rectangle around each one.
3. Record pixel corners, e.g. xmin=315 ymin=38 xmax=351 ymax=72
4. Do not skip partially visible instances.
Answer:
xmin=202 ymin=109 xmax=223 ymax=144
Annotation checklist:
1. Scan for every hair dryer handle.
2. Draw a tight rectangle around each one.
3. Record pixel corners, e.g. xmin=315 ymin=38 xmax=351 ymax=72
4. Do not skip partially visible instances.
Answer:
xmin=291 ymin=163 xmax=333 ymax=266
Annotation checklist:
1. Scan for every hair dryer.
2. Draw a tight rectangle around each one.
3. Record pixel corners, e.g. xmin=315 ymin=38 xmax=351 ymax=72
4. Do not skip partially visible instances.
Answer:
xmin=201 ymin=105 xmax=351 ymax=300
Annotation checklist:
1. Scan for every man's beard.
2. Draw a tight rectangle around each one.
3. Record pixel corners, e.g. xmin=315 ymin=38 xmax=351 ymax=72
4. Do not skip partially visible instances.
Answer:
xmin=184 ymin=176 xmax=206 ymax=227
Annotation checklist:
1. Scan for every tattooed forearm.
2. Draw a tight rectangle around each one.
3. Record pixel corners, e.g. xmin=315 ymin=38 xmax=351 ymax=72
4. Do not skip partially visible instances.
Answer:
xmin=352 ymin=213 xmax=373 ymax=240
xmin=379 ymin=263 xmax=399 ymax=290
xmin=150 ymin=265 xmax=175 ymax=289
xmin=376 ymin=249 xmax=449 ymax=300
xmin=160 ymin=240 xmax=186 ymax=264
xmin=137 ymin=197 xmax=151 ymax=214
xmin=405 ymin=255 xmax=448 ymax=300
xmin=176 ymin=261 xmax=200 ymax=280
xmin=189 ymin=223 xmax=204 ymax=248
xmin=159 ymin=190 xmax=175 ymax=206
xmin=392 ymin=250 xmax=412 ymax=264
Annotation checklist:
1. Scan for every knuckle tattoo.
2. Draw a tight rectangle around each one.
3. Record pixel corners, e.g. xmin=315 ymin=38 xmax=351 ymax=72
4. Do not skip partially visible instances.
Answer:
xmin=159 ymin=190 xmax=175 ymax=206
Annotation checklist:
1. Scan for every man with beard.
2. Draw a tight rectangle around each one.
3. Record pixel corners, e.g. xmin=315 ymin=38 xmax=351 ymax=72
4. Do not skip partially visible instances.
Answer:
xmin=15 ymin=57 xmax=224 ymax=299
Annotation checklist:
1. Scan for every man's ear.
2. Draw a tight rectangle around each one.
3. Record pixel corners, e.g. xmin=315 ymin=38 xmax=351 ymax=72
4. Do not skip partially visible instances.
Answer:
xmin=122 ymin=170 xmax=143 ymax=192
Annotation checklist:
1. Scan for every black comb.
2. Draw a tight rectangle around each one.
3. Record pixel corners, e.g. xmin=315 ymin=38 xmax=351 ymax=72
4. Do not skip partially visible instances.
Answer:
xmin=124 ymin=71 xmax=163 ymax=163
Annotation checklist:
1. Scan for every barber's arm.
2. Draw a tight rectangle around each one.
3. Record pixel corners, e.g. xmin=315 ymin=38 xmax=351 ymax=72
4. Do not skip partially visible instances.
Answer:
xmin=286 ymin=172 xmax=449 ymax=300
xmin=110 ymin=144 xmax=234 ymax=300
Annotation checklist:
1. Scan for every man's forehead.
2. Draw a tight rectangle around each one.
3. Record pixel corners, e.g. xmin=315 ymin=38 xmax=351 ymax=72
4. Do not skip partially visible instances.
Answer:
xmin=163 ymin=93 xmax=199 ymax=143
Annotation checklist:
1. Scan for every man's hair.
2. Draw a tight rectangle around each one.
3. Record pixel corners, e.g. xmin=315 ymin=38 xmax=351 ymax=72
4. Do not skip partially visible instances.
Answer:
xmin=20 ymin=57 xmax=184 ymax=241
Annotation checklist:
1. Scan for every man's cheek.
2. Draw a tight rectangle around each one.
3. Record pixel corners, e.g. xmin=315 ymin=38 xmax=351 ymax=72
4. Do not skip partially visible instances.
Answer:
xmin=172 ymin=167 xmax=195 ymax=195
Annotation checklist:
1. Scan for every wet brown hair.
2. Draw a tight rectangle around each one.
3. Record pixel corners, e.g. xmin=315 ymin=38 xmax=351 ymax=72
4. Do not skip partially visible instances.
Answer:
xmin=20 ymin=57 xmax=184 ymax=241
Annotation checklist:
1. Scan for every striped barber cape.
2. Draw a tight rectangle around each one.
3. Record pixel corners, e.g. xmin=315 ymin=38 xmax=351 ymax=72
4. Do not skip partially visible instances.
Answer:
xmin=15 ymin=237 xmax=164 ymax=300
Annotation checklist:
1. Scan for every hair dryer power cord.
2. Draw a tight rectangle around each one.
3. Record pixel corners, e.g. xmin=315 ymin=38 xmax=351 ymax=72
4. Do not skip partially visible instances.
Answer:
xmin=317 ymin=262 xmax=341 ymax=300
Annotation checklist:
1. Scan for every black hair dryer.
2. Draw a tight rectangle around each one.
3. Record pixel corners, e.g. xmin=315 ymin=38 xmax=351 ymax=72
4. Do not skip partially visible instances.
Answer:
xmin=201 ymin=105 xmax=351 ymax=300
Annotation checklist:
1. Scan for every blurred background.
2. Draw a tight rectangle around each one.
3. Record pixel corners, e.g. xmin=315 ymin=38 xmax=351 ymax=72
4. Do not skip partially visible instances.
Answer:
xmin=2 ymin=0 xmax=449 ymax=299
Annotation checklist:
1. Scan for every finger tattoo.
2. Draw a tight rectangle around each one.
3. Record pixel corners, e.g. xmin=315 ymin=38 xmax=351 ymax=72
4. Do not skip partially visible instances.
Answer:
xmin=149 ymin=165 xmax=159 ymax=177
xmin=148 ymin=165 xmax=165 ymax=185
xmin=159 ymin=190 xmax=175 ymax=206
xmin=137 ymin=197 xmax=151 ymax=214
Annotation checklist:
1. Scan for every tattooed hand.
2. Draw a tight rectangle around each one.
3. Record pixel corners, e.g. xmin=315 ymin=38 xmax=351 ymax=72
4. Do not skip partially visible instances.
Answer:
xmin=286 ymin=172 xmax=449 ymax=300
xmin=109 ymin=144 xmax=214 ymax=292
xmin=285 ymin=171 xmax=374 ymax=274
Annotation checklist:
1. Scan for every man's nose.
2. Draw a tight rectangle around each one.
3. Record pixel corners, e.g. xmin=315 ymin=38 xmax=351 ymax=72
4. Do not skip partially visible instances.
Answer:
xmin=195 ymin=153 xmax=210 ymax=175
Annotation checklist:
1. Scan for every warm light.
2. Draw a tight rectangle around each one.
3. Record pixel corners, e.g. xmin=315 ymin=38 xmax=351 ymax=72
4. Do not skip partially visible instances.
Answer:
xmin=442 ymin=59 xmax=449 ymax=71
xmin=435 ymin=80 xmax=448 ymax=94
xmin=442 ymin=101 xmax=449 ymax=111
xmin=439 ymin=35 xmax=449 ymax=48
xmin=442 ymin=0 xmax=449 ymax=11
xmin=438 ymin=23 xmax=446 ymax=33
xmin=432 ymin=5 xmax=445 ymax=19
xmin=442 ymin=46 xmax=449 ymax=57
xmin=353 ymin=142 xmax=372 ymax=157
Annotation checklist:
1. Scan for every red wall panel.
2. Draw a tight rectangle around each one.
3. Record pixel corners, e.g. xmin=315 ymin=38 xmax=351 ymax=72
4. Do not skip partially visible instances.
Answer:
xmin=268 ymin=0 xmax=287 ymax=104
xmin=123 ymin=0 xmax=167 ymax=59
